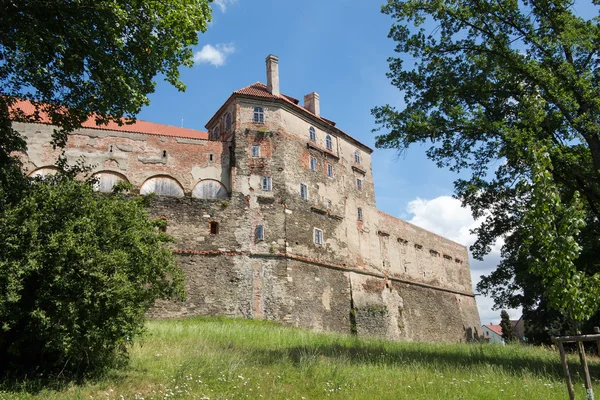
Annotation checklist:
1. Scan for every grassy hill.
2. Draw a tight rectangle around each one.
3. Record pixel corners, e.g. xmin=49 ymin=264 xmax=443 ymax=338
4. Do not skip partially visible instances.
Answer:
xmin=1 ymin=317 xmax=598 ymax=399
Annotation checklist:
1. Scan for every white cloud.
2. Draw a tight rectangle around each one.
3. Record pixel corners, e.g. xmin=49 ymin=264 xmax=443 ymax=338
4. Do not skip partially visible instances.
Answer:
xmin=212 ymin=0 xmax=237 ymax=12
xmin=193 ymin=44 xmax=235 ymax=67
xmin=405 ymin=196 xmax=518 ymax=325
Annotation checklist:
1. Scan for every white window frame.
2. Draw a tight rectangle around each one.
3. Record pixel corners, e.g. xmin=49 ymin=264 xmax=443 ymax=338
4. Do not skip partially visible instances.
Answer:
xmin=354 ymin=150 xmax=361 ymax=164
xmin=327 ymin=163 xmax=333 ymax=178
xmin=357 ymin=207 xmax=363 ymax=221
xmin=252 ymin=144 xmax=260 ymax=157
xmin=300 ymin=183 xmax=308 ymax=200
xmin=356 ymin=178 xmax=363 ymax=191
xmin=309 ymin=126 xmax=316 ymax=142
xmin=314 ymin=228 xmax=323 ymax=245
xmin=253 ymin=107 xmax=264 ymax=124
xmin=262 ymin=176 xmax=272 ymax=191
xmin=310 ymin=156 xmax=317 ymax=171
xmin=256 ymin=225 xmax=264 ymax=241
xmin=326 ymin=135 xmax=332 ymax=150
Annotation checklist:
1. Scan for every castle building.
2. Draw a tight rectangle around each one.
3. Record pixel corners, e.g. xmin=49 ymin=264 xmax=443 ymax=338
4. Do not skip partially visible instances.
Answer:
xmin=14 ymin=55 xmax=481 ymax=342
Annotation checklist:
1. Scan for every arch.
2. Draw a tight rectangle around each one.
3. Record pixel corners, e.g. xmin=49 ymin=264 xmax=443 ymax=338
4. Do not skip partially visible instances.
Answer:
xmin=140 ymin=175 xmax=184 ymax=197
xmin=92 ymin=170 xmax=129 ymax=193
xmin=309 ymin=126 xmax=316 ymax=142
xmin=29 ymin=166 xmax=59 ymax=178
xmin=192 ymin=179 xmax=228 ymax=199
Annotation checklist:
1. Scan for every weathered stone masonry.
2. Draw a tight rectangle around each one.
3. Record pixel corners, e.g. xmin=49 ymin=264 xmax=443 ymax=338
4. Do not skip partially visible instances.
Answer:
xmin=16 ymin=55 xmax=481 ymax=342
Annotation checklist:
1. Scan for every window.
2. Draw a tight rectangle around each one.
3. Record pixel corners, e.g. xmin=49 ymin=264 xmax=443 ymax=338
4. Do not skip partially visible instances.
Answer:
xmin=253 ymin=107 xmax=264 ymax=124
xmin=327 ymin=163 xmax=333 ymax=178
xmin=209 ymin=153 xmax=214 ymax=162
xmin=327 ymin=200 xmax=332 ymax=210
xmin=109 ymin=145 xmax=113 ymax=153
xmin=300 ymin=183 xmax=308 ymax=200
xmin=314 ymin=228 xmax=323 ymax=245
xmin=226 ymin=113 xmax=232 ymax=131
xmin=357 ymin=207 xmax=363 ymax=221
xmin=309 ymin=126 xmax=316 ymax=142
xmin=354 ymin=150 xmax=361 ymax=164
xmin=210 ymin=221 xmax=219 ymax=235
xmin=214 ymin=127 xmax=219 ymax=140
xmin=256 ymin=225 xmax=264 ymax=241
xmin=356 ymin=178 xmax=363 ymax=191
xmin=310 ymin=156 xmax=317 ymax=171
xmin=162 ymin=150 xmax=167 ymax=158
xmin=262 ymin=176 xmax=272 ymax=191
xmin=326 ymin=135 xmax=332 ymax=150
xmin=252 ymin=144 xmax=261 ymax=157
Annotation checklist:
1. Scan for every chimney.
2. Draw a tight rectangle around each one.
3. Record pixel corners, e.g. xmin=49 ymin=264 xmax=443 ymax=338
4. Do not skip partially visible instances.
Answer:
xmin=304 ymin=92 xmax=320 ymax=117
xmin=266 ymin=54 xmax=280 ymax=96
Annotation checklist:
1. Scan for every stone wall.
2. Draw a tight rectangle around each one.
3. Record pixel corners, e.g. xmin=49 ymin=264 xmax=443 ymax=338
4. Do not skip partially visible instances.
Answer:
xmin=15 ymin=90 xmax=482 ymax=343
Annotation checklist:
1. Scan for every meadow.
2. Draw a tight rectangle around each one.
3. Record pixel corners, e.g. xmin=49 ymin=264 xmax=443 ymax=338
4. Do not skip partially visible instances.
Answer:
xmin=1 ymin=317 xmax=598 ymax=399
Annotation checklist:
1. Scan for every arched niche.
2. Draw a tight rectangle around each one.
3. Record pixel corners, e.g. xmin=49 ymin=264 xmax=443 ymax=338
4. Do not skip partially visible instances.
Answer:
xmin=192 ymin=179 xmax=228 ymax=199
xmin=92 ymin=171 xmax=129 ymax=193
xmin=140 ymin=175 xmax=184 ymax=198
xmin=29 ymin=166 xmax=59 ymax=178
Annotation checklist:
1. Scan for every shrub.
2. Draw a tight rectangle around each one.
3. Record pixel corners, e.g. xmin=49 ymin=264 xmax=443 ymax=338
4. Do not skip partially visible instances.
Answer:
xmin=0 ymin=175 xmax=185 ymax=380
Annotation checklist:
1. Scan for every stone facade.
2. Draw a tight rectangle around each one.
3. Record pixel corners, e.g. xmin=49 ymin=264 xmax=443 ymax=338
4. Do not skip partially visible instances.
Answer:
xmin=15 ymin=55 xmax=481 ymax=342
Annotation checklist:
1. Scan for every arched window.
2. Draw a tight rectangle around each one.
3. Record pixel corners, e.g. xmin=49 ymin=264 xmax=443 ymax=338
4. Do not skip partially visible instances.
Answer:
xmin=309 ymin=127 xmax=316 ymax=142
xmin=93 ymin=171 xmax=128 ymax=193
xmin=214 ymin=127 xmax=220 ymax=140
xmin=192 ymin=179 xmax=229 ymax=199
xmin=253 ymin=107 xmax=264 ymax=124
xmin=326 ymin=135 xmax=332 ymax=150
xmin=140 ymin=176 xmax=184 ymax=197
xmin=225 ymin=113 xmax=232 ymax=131
xmin=354 ymin=150 xmax=361 ymax=164
xmin=29 ymin=166 xmax=59 ymax=178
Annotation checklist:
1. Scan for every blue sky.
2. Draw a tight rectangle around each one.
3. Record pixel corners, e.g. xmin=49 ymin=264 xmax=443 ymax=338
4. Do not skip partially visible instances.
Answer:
xmin=137 ymin=0 xmax=514 ymax=325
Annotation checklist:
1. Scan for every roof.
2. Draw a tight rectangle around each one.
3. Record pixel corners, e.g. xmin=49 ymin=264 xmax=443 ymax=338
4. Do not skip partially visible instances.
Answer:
xmin=10 ymin=100 xmax=208 ymax=140
xmin=231 ymin=82 xmax=373 ymax=153
xmin=483 ymin=324 xmax=503 ymax=336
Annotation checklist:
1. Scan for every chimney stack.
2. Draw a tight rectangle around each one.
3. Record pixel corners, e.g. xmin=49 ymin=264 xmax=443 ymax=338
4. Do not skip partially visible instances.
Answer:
xmin=304 ymin=92 xmax=320 ymax=117
xmin=266 ymin=54 xmax=280 ymax=96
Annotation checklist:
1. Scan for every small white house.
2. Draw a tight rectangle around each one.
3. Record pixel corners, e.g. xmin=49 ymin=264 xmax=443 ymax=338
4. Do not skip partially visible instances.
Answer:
xmin=482 ymin=324 xmax=504 ymax=344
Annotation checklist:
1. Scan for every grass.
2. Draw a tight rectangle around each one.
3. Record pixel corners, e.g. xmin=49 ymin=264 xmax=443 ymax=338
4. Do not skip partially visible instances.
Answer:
xmin=1 ymin=316 xmax=598 ymax=399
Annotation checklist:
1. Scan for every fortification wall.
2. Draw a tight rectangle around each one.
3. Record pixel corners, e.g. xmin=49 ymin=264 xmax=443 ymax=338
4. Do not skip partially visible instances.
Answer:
xmin=14 ymin=102 xmax=481 ymax=342
xmin=14 ymin=122 xmax=231 ymax=193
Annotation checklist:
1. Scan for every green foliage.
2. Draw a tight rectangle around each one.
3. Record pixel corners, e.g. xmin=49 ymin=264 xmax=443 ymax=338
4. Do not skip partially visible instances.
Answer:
xmin=0 ymin=0 xmax=211 ymax=380
xmin=0 ymin=175 xmax=185 ymax=379
xmin=499 ymin=310 xmax=517 ymax=342
xmin=374 ymin=0 xmax=600 ymax=329
xmin=0 ymin=0 xmax=212 ymax=144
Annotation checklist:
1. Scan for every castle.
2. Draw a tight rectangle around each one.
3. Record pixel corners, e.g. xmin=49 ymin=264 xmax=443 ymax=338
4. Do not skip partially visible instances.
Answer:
xmin=15 ymin=55 xmax=481 ymax=342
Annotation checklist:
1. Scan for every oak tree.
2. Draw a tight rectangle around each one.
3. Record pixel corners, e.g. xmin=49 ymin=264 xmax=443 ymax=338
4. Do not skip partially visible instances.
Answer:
xmin=0 ymin=0 xmax=211 ymax=378
xmin=373 ymin=0 xmax=600 ymax=332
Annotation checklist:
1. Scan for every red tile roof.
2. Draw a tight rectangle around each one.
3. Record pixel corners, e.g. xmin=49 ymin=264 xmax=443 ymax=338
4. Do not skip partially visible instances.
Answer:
xmin=234 ymin=82 xmax=338 ymax=127
xmin=483 ymin=324 xmax=503 ymax=336
xmin=10 ymin=100 xmax=208 ymax=140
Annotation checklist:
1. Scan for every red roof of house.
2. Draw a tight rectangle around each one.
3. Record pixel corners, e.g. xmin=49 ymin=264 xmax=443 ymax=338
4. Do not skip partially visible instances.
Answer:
xmin=234 ymin=82 xmax=337 ymax=127
xmin=10 ymin=100 xmax=208 ymax=140
xmin=483 ymin=324 xmax=503 ymax=336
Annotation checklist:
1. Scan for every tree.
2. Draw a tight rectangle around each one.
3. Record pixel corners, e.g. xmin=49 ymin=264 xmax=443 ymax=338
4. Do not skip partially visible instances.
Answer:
xmin=373 ymin=0 xmax=600 ymax=332
xmin=0 ymin=174 xmax=185 ymax=378
xmin=500 ymin=310 xmax=517 ymax=342
xmin=0 ymin=0 xmax=212 ymax=378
